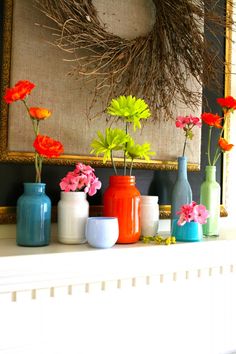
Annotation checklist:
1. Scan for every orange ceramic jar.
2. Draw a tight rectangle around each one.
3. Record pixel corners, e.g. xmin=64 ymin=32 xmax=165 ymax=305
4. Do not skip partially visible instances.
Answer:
xmin=103 ymin=176 xmax=141 ymax=244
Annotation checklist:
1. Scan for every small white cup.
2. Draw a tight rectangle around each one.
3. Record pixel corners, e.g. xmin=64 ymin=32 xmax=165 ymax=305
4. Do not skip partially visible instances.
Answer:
xmin=86 ymin=217 xmax=119 ymax=248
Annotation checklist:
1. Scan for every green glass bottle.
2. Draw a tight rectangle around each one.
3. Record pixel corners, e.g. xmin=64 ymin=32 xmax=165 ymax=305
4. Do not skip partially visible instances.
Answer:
xmin=200 ymin=166 xmax=220 ymax=236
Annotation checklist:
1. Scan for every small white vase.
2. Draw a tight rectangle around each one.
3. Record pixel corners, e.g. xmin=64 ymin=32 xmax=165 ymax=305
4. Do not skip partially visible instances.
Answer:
xmin=140 ymin=195 xmax=159 ymax=237
xmin=57 ymin=191 xmax=89 ymax=244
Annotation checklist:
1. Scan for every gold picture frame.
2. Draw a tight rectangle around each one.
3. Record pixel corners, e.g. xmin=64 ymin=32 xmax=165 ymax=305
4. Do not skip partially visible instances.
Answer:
xmin=0 ymin=0 xmax=231 ymax=223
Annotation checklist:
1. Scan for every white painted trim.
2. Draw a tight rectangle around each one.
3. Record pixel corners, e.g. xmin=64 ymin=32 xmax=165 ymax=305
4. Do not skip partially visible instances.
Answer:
xmin=1 ymin=226 xmax=236 ymax=301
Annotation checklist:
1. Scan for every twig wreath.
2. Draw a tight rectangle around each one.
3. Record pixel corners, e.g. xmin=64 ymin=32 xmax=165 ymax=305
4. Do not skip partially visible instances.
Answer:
xmin=35 ymin=0 xmax=233 ymax=122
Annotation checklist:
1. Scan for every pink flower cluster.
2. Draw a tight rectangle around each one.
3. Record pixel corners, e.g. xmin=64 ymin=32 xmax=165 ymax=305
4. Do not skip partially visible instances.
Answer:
xmin=175 ymin=114 xmax=202 ymax=156
xmin=59 ymin=163 xmax=102 ymax=196
xmin=175 ymin=115 xmax=202 ymax=128
xmin=177 ymin=201 xmax=209 ymax=226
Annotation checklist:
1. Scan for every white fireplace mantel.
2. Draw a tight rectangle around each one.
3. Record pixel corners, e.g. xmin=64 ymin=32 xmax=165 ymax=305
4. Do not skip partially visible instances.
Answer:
xmin=0 ymin=225 xmax=236 ymax=354
xmin=0 ymin=226 xmax=236 ymax=298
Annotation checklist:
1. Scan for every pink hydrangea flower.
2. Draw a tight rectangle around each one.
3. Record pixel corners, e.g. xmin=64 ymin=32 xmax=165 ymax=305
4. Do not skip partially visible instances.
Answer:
xmin=177 ymin=201 xmax=209 ymax=226
xmin=59 ymin=172 xmax=79 ymax=192
xmin=59 ymin=163 xmax=102 ymax=196
xmin=84 ymin=177 xmax=102 ymax=196
xmin=175 ymin=114 xmax=202 ymax=156
xmin=177 ymin=201 xmax=196 ymax=225
xmin=192 ymin=204 xmax=209 ymax=224
xmin=75 ymin=163 xmax=94 ymax=175
xmin=190 ymin=116 xmax=202 ymax=127
xmin=175 ymin=115 xmax=201 ymax=129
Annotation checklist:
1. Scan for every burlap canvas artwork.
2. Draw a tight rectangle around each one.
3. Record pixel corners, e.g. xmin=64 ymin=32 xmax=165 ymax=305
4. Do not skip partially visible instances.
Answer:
xmin=7 ymin=0 xmax=202 ymax=167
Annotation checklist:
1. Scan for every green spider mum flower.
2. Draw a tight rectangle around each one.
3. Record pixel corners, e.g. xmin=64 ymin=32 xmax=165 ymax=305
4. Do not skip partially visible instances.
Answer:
xmin=126 ymin=138 xmax=155 ymax=161
xmin=107 ymin=95 xmax=151 ymax=131
xmin=91 ymin=128 xmax=129 ymax=163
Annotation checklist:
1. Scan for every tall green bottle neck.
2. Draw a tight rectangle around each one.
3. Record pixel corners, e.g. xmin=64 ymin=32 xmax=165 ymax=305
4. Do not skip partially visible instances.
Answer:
xmin=205 ymin=166 xmax=216 ymax=182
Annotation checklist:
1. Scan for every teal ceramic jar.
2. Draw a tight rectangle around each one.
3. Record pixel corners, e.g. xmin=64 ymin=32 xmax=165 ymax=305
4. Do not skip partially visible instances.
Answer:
xmin=171 ymin=157 xmax=192 ymax=233
xmin=172 ymin=220 xmax=203 ymax=242
xmin=16 ymin=183 xmax=51 ymax=246
xmin=200 ymin=166 xmax=220 ymax=237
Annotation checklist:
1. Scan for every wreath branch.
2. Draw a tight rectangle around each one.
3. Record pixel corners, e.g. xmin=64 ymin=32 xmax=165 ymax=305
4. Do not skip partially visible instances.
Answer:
xmin=35 ymin=0 xmax=234 ymax=121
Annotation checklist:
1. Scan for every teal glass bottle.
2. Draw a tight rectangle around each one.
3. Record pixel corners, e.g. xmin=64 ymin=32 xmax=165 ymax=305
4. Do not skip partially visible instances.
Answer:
xmin=200 ymin=166 xmax=220 ymax=237
xmin=171 ymin=157 xmax=192 ymax=232
xmin=16 ymin=183 xmax=51 ymax=246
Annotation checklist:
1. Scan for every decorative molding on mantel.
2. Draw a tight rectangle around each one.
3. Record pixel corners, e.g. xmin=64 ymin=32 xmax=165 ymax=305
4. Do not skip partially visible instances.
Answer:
xmin=1 ymin=233 xmax=236 ymax=302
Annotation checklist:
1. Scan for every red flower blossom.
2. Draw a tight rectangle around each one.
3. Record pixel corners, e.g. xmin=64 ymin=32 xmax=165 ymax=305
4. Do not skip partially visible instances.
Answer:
xmin=4 ymin=80 xmax=35 ymax=103
xmin=201 ymin=112 xmax=223 ymax=128
xmin=218 ymin=137 xmax=234 ymax=152
xmin=217 ymin=96 xmax=236 ymax=112
xmin=29 ymin=107 xmax=52 ymax=120
xmin=4 ymin=79 xmax=64 ymax=182
xmin=33 ymin=135 xmax=64 ymax=158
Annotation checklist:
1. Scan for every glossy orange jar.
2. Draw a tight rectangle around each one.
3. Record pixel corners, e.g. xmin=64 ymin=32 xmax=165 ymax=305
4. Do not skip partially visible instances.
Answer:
xmin=103 ymin=176 xmax=141 ymax=243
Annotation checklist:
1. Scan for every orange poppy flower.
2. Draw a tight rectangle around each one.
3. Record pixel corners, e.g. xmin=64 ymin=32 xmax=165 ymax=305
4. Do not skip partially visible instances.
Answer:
xmin=29 ymin=107 xmax=52 ymax=120
xmin=218 ymin=137 xmax=234 ymax=152
xmin=4 ymin=80 xmax=35 ymax=103
xmin=201 ymin=112 xmax=223 ymax=128
xmin=33 ymin=135 xmax=64 ymax=158
xmin=217 ymin=96 xmax=236 ymax=112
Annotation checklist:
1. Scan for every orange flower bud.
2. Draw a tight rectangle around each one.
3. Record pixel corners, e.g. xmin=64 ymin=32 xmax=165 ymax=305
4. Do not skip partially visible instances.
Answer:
xmin=218 ymin=137 xmax=234 ymax=152
xmin=29 ymin=107 xmax=52 ymax=120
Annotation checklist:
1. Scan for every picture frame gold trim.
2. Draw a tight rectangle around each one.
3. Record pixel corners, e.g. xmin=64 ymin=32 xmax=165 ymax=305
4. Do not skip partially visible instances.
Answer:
xmin=0 ymin=0 xmax=231 ymax=224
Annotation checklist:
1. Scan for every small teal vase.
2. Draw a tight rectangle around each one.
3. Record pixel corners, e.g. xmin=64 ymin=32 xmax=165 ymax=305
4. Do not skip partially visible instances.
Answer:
xmin=172 ymin=220 xmax=203 ymax=242
xmin=16 ymin=183 xmax=51 ymax=246
xmin=200 ymin=166 xmax=220 ymax=237
xmin=171 ymin=157 xmax=192 ymax=233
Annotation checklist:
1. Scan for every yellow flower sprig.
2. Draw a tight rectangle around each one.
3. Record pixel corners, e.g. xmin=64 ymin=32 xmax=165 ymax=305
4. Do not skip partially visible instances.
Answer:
xmin=142 ymin=235 xmax=176 ymax=245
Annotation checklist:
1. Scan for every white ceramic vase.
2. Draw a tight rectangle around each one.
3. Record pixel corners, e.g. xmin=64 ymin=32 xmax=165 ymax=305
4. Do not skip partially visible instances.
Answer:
xmin=140 ymin=195 xmax=159 ymax=237
xmin=57 ymin=191 xmax=89 ymax=244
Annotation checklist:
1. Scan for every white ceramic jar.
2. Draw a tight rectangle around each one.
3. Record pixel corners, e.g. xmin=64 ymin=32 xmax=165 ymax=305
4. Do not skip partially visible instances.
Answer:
xmin=140 ymin=195 xmax=159 ymax=237
xmin=57 ymin=191 xmax=89 ymax=244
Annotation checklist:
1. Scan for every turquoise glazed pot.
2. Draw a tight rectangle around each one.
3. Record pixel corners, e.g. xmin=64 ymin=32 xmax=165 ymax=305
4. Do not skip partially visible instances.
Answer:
xmin=171 ymin=157 xmax=192 ymax=233
xmin=16 ymin=183 xmax=51 ymax=246
xmin=172 ymin=220 xmax=203 ymax=242
xmin=200 ymin=166 xmax=220 ymax=237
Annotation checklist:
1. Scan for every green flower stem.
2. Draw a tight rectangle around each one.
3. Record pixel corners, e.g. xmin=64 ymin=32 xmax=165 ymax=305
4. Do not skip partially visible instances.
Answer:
xmin=207 ymin=126 xmax=212 ymax=165
xmin=35 ymin=152 xmax=41 ymax=183
xmin=212 ymin=147 xmax=219 ymax=166
xmin=22 ymin=99 xmax=30 ymax=115
xmin=23 ymin=100 xmax=42 ymax=183
xmin=110 ymin=150 xmax=118 ymax=175
xmin=212 ymin=151 xmax=221 ymax=166
xmin=38 ymin=155 xmax=43 ymax=183
xmin=31 ymin=119 xmax=40 ymax=137
xmin=130 ymin=159 xmax=134 ymax=176
xmin=123 ymin=122 xmax=128 ymax=175
xmin=35 ymin=120 xmax=40 ymax=136
xmin=23 ymin=100 xmax=39 ymax=136
xmin=182 ymin=134 xmax=188 ymax=157
xmin=212 ymin=118 xmax=225 ymax=166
